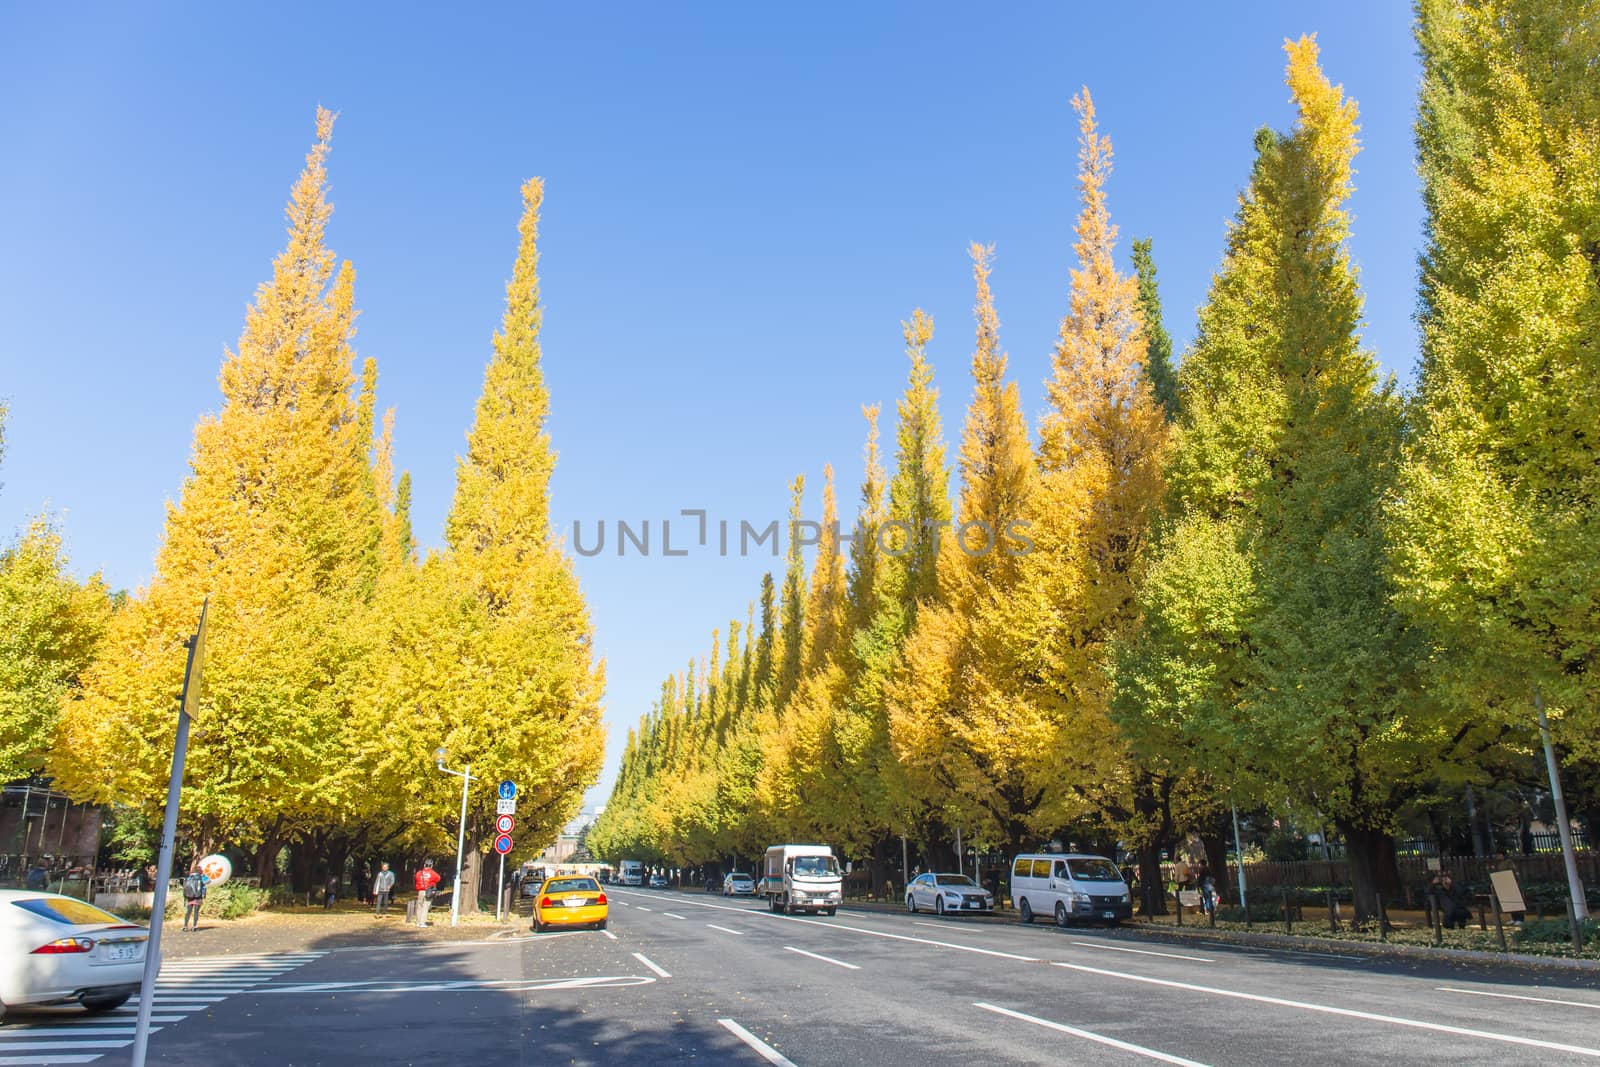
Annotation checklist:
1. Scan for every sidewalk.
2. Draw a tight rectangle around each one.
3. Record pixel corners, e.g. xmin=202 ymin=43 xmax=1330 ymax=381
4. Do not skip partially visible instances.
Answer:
xmin=159 ymin=902 xmax=527 ymax=959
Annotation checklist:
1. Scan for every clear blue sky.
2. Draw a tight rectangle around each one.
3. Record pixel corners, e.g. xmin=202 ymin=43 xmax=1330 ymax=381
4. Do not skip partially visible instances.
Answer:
xmin=0 ymin=2 xmax=1423 ymax=805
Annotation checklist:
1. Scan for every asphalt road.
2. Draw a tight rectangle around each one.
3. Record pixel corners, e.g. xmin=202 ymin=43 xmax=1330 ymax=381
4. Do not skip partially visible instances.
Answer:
xmin=5 ymin=887 xmax=1600 ymax=1065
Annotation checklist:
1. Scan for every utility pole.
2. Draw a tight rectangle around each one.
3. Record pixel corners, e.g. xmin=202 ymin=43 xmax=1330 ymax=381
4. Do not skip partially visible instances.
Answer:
xmin=132 ymin=599 xmax=208 ymax=1067
xmin=1231 ymin=803 xmax=1249 ymax=911
xmin=1535 ymin=689 xmax=1589 ymax=921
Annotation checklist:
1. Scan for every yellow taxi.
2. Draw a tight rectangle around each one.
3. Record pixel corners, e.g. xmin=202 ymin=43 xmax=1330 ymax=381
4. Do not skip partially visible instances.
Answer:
xmin=533 ymin=875 xmax=608 ymax=931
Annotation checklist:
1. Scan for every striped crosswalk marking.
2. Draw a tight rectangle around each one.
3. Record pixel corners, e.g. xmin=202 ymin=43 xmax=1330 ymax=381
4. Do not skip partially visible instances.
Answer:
xmin=0 ymin=952 xmax=325 ymax=1065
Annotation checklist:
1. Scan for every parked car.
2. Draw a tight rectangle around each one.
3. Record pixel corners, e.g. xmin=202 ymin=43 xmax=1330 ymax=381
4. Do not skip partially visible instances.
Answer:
xmin=648 ymin=872 xmax=670 ymax=889
xmin=519 ymin=878 xmax=545 ymax=899
xmin=722 ymin=872 xmax=756 ymax=897
xmin=1009 ymin=853 xmax=1132 ymax=926
xmin=0 ymin=890 xmax=149 ymax=1017
xmin=532 ymin=876 xmax=608 ymax=932
xmin=904 ymin=873 xmax=994 ymax=915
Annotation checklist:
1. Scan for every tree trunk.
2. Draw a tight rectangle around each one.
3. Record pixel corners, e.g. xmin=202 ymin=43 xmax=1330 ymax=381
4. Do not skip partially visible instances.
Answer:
xmin=1132 ymin=773 xmax=1170 ymax=915
xmin=254 ymin=833 xmax=283 ymax=888
xmin=1335 ymin=819 xmax=1402 ymax=921
xmin=1201 ymin=822 xmax=1228 ymax=900
xmin=288 ymin=839 xmax=313 ymax=896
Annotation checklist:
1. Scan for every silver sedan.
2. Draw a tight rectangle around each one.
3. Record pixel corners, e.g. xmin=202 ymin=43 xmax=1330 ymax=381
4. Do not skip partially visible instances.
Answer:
xmin=905 ymin=873 xmax=994 ymax=916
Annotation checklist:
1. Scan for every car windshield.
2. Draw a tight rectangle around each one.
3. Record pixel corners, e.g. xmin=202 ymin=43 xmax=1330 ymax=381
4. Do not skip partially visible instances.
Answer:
xmin=791 ymin=856 xmax=838 ymax=877
xmin=544 ymin=878 xmax=598 ymax=894
xmin=1067 ymin=858 xmax=1124 ymax=882
xmin=13 ymin=897 xmax=128 ymax=926
xmin=934 ymin=874 xmax=977 ymax=887
xmin=730 ymin=874 xmax=752 ymax=882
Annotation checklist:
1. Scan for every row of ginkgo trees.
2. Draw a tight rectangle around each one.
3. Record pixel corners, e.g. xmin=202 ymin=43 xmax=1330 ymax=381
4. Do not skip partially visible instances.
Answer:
xmin=42 ymin=109 xmax=604 ymax=901
xmin=593 ymin=8 xmax=1600 ymax=921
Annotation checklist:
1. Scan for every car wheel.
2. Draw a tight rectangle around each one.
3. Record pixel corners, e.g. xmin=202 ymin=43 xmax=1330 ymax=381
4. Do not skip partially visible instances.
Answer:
xmin=596 ymin=919 xmax=607 ymax=931
xmin=1055 ymin=901 xmax=1071 ymax=928
xmin=81 ymin=993 xmax=131 ymax=1013
xmin=824 ymin=907 xmax=836 ymax=916
xmin=935 ymin=897 xmax=946 ymax=916
xmin=1019 ymin=898 xmax=1034 ymax=924
xmin=906 ymin=894 xmax=917 ymax=913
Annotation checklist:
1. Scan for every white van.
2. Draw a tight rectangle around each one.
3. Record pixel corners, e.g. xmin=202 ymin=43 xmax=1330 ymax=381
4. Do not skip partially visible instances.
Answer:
xmin=1009 ymin=853 xmax=1132 ymax=926
xmin=619 ymin=860 xmax=645 ymax=887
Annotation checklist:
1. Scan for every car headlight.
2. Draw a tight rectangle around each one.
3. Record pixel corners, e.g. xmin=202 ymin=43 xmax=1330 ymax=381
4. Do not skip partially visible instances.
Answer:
xmin=1120 ymin=892 xmax=1130 ymax=902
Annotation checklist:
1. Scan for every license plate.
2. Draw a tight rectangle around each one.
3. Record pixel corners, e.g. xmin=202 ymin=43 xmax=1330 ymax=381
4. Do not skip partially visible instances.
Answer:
xmin=104 ymin=943 xmax=141 ymax=961
xmin=1103 ymin=911 xmax=1116 ymax=919
xmin=563 ymin=898 xmax=583 ymax=908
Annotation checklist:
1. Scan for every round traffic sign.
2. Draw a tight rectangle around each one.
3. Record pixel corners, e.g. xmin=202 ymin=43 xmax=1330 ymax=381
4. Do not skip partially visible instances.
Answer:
xmin=493 ymin=834 xmax=513 ymax=855
xmin=497 ymin=779 xmax=517 ymax=800
xmin=495 ymin=813 xmax=515 ymax=834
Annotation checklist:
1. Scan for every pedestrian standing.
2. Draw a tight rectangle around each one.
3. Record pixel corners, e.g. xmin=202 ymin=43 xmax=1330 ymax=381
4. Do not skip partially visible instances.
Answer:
xmin=353 ymin=864 xmax=369 ymax=905
xmin=372 ymin=862 xmax=396 ymax=917
xmin=24 ymin=859 xmax=48 ymax=891
xmin=414 ymin=859 xmax=441 ymax=926
xmin=323 ymin=873 xmax=339 ymax=910
xmin=181 ymin=864 xmax=210 ymax=932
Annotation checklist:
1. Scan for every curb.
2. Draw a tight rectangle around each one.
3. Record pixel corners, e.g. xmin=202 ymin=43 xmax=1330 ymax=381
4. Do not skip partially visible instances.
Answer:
xmin=1099 ymin=918 xmax=1600 ymax=973
xmin=669 ymin=890 xmax=1600 ymax=972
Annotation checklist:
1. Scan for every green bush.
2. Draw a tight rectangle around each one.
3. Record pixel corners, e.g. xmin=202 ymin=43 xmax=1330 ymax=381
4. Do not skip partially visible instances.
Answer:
xmin=1515 ymin=917 xmax=1599 ymax=947
xmin=164 ymin=882 xmax=266 ymax=921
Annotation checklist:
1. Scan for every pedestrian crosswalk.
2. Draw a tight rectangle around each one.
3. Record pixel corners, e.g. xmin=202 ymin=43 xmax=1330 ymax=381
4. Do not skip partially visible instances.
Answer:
xmin=0 ymin=951 xmax=326 ymax=1065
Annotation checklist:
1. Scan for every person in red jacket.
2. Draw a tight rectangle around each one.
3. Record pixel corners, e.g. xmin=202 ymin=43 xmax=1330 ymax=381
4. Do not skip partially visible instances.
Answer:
xmin=414 ymin=859 xmax=441 ymax=927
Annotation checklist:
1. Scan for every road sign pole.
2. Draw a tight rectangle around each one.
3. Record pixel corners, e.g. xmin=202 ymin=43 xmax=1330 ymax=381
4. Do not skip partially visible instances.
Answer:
xmin=496 ymin=852 xmax=506 ymax=922
xmin=132 ymin=599 xmax=208 ymax=1067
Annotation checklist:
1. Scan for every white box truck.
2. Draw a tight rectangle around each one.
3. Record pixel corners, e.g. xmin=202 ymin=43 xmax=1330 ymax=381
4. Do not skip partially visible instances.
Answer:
xmin=762 ymin=844 xmax=842 ymax=915
xmin=619 ymin=860 xmax=645 ymax=887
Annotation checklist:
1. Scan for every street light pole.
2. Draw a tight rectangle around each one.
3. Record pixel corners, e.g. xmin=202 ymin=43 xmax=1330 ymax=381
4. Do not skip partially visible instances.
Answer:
xmin=434 ymin=752 xmax=474 ymax=927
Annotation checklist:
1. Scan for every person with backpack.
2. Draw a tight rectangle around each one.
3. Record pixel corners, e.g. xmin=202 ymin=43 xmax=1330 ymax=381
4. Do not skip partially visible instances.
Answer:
xmin=181 ymin=864 xmax=210 ymax=931
xmin=373 ymin=862 xmax=396 ymax=917
xmin=414 ymin=859 xmax=441 ymax=926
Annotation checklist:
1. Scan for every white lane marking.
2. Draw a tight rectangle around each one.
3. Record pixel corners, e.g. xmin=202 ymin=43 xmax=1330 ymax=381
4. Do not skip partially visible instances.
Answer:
xmin=254 ymin=975 xmax=653 ymax=994
xmin=1193 ymin=940 xmax=1351 ymax=961
xmin=662 ymin=912 xmax=687 ymax=920
xmin=1052 ymin=961 xmax=1600 ymax=1059
xmin=1437 ymin=987 xmax=1600 ymax=1011
xmin=0 ymin=1056 xmax=105 ymax=1065
xmin=717 ymin=1018 xmax=798 ymax=1067
xmin=631 ymin=952 xmax=671 ymax=979
xmin=706 ymin=924 xmax=745 ymax=936
xmin=0 ymin=1040 xmax=131 ymax=1050
xmin=0 ymin=1026 xmax=154 ymax=1037
xmin=601 ymin=929 xmax=619 ymax=941
xmin=976 ymin=1002 xmax=1210 ymax=1066
xmin=614 ymin=900 xmax=629 ymax=907
xmin=129 ymin=996 xmax=227 ymax=1003
xmin=784 ymin=945 xmax=859 ymax=970
xmin=1070 ymin=941 xmax=1214 ymax=962
xmin=607 ymin=889 xmax=1037 ymax=962
xmin=634 ymin=906 xmax=653 ymax=912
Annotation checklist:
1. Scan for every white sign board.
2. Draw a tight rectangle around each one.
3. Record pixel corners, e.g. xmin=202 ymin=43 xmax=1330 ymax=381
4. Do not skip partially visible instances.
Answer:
xmin=496 ymin=798 xmax=517 ymax=815
xmin=1489 ymin=869 xmax=1525 ymax=913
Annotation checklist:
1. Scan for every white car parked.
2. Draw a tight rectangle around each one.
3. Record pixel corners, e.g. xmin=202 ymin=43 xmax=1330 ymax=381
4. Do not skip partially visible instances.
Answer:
xmin=722 ymin=872 xmax=756 ymax=897
xmin=0 ymin=890 xmax=149 ymax=1017
xmin=1009 ymin=853 xmax=1132 ymax=926
xmin=904 ymin=873 xmax=994 ymax=915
